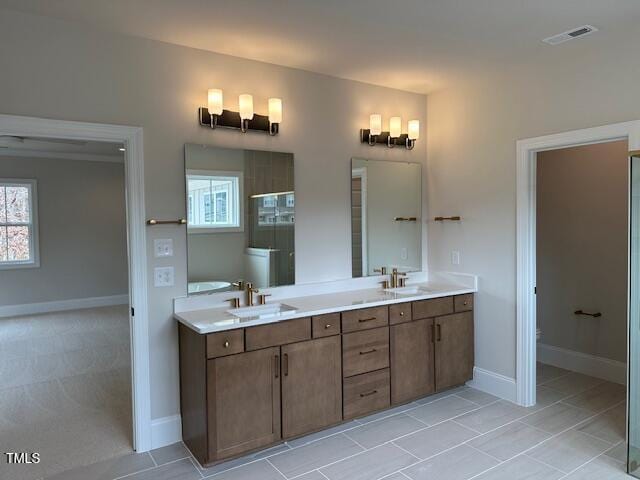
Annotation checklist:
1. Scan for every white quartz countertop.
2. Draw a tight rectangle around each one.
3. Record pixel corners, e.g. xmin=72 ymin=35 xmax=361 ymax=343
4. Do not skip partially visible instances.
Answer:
xmin=174 ymin=281 xmax=475 ymax=335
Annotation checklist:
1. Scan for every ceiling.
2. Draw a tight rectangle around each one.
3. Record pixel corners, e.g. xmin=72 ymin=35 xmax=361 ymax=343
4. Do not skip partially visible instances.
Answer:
xmin=0 ymin=136 xmax=124 ymax=163
xmin=1 ymin=0 xmax=639 ymax=93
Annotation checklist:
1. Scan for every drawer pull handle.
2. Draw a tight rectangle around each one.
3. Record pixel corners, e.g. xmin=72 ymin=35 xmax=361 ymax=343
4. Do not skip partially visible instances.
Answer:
xmin=360 ymin=390 xmax=378 ymax=398
xmin=283 ymin=353 xmax=289 ymax=377
xmin=223 ymin=341 xmax=230 ymax=348
xmin=359 ymin=348 xmax=377 ymax=355
xmin=325 ymin=324 xmax=332 ymax=329
xmin=274 ymin=354 xmax=280 ymax=378
xmin=358 ymin=317 xmax=377 ymax=323
xmin=436 ymin=324 xmax=442 ymax=342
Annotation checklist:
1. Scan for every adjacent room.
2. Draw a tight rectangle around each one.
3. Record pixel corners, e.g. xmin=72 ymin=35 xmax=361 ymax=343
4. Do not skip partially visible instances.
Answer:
xmin=1 ymin=1 xmax=640 ymax=479
xmin=0 ymin=138 xmax=132 ymax=480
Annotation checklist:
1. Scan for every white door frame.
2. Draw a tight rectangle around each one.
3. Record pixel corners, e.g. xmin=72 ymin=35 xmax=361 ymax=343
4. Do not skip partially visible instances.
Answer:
xmin=516 ymin=120 xmax=640 ymax=406
xmin=0 ymin=114 xmax=152 ymax=451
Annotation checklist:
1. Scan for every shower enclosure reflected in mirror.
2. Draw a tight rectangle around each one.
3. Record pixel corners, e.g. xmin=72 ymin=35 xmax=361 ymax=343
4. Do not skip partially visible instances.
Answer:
xmin=351 ymin=158 xmax=422 ymax=277
xmin=185 ymin=144 xmax=295 ymax=295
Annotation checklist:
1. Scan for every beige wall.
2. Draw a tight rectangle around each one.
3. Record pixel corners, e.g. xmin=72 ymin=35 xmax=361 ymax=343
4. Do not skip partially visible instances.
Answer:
xmin=0 ymin=156 xmax=128 ymax=305
xmin=537 ymin=141 xmax=628 ymax=363
xmin=0 ymin=9 xmax=427 ymax=419
xmin=427 ymin=40 xmax=640 ymax=379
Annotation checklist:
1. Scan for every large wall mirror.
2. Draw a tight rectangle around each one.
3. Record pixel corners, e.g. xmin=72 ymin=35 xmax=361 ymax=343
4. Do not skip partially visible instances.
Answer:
xmin=185 ymin=144 xmax=295 ymax=295
xmin=351 ymin=158 xmax=422 ymax=277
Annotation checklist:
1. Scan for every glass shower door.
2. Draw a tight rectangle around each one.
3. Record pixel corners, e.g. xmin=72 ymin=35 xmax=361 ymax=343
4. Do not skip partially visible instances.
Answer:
xmin=629 ymin=153 xmax=640 ymax=476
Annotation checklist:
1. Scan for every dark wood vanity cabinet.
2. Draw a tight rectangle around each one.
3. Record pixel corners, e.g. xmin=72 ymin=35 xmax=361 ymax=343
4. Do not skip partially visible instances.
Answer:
xmin=281 ymin=336 xmax=342 ymax=438
xmin=179 ymin=293 xmax=474 ymax=467
xmin=434 ymin=311 xmax=474 ymax=390
xmin=208 ymin=347 xmax=281 ymax=460
xmin=390 ymin=318 xmax=435 ymax=404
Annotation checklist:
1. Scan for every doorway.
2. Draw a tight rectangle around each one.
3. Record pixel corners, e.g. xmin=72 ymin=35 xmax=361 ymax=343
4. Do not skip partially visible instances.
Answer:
xmin=516 ymin=120 xmax=640 ymax=476
xmin=0 ymin=114 xmax=151 ymax=477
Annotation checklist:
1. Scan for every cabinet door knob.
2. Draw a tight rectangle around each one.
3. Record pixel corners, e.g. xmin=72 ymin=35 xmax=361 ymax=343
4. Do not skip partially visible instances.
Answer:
xmin=223 ymin=341 xmax=230 ymax=348
xmin=400 ymin=311 xmax=404 ymax=316
xmin=325 ymin=324 xmax=332 ymax=329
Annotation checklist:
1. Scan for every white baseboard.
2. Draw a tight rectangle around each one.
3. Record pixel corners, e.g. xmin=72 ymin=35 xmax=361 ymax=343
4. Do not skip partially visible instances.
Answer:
xmin=0 ymin=294 xmax=129 ymax=318
xmin=467 ymin=366 xmax=517 ymax=403
xmin=151 ymin=414 xmax=182 ymax=449
xmin=537 ymin=343 xmax=626 ymax=385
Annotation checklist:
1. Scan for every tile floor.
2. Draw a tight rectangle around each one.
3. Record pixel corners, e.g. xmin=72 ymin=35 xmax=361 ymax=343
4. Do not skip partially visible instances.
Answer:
xmin=0 ymin=305 xmax=133 ymax=480
xmin=39 ymin=363 xmax=631 ymax=480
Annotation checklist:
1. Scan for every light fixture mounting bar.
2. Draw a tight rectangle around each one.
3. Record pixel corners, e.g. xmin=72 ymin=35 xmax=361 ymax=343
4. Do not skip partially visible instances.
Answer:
xmin=360 ymin=129 xmax=408 ymax=146
xmin=199 ymin=107 xmax=274 ymax=133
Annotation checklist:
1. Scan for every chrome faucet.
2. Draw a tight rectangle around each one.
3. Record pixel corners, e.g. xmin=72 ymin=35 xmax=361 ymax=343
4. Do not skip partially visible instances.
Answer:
xmin=245 ymin=282 xmax=259 ymax=306
xmin=390 ymin=268 xmax=407 ymax=288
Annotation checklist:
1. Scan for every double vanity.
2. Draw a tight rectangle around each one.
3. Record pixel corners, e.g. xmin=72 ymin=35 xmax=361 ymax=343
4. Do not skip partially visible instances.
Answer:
xmin=176 ymin=281 xmax=475 ymax=467
xmin=176 ymin=142 xmax=475 ymax=467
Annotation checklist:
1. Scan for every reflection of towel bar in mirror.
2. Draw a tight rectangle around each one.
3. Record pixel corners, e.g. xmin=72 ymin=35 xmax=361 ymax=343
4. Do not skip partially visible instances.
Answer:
xmin=394 ymin=217 xmax=418 ymax=222
xmin=574 ymin=309 xmax=602 ymax=318
xmin=147 ymin=219 xmax=187 ymax=226
xmin=434 ymin=216 xmax=461 ymax=221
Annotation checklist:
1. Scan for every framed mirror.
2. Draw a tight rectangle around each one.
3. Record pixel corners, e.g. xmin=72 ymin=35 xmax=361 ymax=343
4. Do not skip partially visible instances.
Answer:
xmin=185 ymin=144 xmax=295 ymax=295
xmin=351 ymin=158 xmax=422 ymax=277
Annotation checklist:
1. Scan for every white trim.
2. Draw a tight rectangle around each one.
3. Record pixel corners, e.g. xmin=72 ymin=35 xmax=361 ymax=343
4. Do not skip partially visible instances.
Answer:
xmin=0 ymin=114 xmax=151 ymax=452
xmin=186 ymin=169 xmax=244 ymax=233
xmin=537 ymin=343 xmax=627 ymax=386
xmin=516 ymin=119 xmax=640 ymax=407
xmin=0 ymin=294 xmax=129 ymax=318
xmin=467 ymin=366 xmax=517 ymax=403
xmin=0 ymin=148 xmax=124 ymax=164
xmin=151 ymin=414 xmax=183 ymax=449
xmin=0 ymin=178 xmax=40 ymax=269
xmin=352 ymin=166 xmax=368 ymax=275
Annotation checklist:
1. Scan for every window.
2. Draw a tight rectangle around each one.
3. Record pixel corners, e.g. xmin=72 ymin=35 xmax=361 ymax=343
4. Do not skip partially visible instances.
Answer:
xmin=256 ymin=191 xmax=295 ymax=226
xmin=186 ymin=171 xmax=243 ymax=232
xmin=0 ymin=179 xmax=39 ymax=269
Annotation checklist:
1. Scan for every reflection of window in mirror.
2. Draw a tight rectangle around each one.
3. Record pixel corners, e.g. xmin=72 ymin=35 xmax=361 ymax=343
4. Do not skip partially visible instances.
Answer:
xmin=186 ymin=170 xmax=244 ymax=233
xmin=254 ymin=192 xmax=295 ymax=226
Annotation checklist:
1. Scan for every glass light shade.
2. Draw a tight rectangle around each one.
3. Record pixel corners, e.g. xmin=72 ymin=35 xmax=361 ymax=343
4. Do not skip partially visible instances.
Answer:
xmin=389 ymin=116 xmax=402 ymax=138
xmin=207 ymin=89 xmax=223 ymax=115
xmin=238 ymin=94 xmax=254 ymax=120
xmin=268 ymin=98 xmax=283 ymax=123
xmin=369 ymin=114 xmax=382 ymax=136
xmin=408 ymin=120 xmax=420 ymax=140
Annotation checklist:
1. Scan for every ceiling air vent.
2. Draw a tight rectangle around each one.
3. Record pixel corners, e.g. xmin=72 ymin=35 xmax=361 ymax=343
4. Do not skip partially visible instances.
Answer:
xmin=543 ymin=25 xmax=598 ymax=45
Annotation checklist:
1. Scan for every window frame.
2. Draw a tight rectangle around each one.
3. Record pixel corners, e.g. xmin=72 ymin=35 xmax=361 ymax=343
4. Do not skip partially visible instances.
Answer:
xmin=185 ymin=169 xmax=244 ymax=234
xmin=0 ymin=178 xmax=40 ymax=270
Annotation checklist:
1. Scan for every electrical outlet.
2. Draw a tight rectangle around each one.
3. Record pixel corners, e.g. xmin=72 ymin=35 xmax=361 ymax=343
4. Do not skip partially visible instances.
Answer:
xmin=451 ymin=250 xmax=461 ymax=266
xmin=154 ymin=267 xmax=174 ymax=287
xmin=154 ymin=239 xmax=174 ymax=258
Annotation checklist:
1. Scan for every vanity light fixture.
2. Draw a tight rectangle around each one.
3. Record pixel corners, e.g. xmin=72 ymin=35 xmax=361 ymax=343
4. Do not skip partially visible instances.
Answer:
xmin=360 ymin=116 xmax=419 ymax=150
xmin=199 ymin=89 xmax=282 ymax=135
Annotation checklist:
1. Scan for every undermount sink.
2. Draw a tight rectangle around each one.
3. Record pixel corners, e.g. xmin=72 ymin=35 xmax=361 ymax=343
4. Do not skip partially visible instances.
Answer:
xmin=227 ymin=302 xmax=297 ymax=320
xmin=384 ymin=285 xmax=433 ymax=295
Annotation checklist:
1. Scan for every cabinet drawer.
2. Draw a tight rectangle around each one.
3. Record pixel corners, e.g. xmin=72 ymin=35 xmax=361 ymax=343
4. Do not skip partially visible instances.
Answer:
xmin=312 ymin=313 xmax=341 ymax=338
xmin=389 ymin=303 xmax=412 ymax=325
xmin=245 ymin=318 xmax=311 ymax=351
xmin=206 ymin=329 xmax=244 ymax=359
xmin=343 ymin=368 xmax=390 ymax=419
xmin=454 ymin=294 xmax=473 ymax=312
xmin=341 ymin=306 xmax=389 ymax=333
xmin=342 ymin=326 xmax=389 ymax=377
xmin=413 ymin=297 xmax=454 ymax=320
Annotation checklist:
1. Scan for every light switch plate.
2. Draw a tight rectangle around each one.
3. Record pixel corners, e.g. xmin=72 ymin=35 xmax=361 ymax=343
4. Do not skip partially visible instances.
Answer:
xmin=154 ymin=239 xmax=174 ymax=258
xmin=451 ymin=250 xmax=461 ymax=266
xmin=154 ymin=267 xmax=174 ymax=287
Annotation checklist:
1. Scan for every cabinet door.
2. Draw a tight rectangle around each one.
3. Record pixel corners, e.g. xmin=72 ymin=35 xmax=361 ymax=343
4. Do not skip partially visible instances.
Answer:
xmin=390 ymin=318 xmax=435 ymax=404
xmin=208 ymin=347 xmax=281 ymax=460
xmin=435 ymin=312 xmax=474 ymax=391
xmin=281 ymin=336 xmax=342 ymax=438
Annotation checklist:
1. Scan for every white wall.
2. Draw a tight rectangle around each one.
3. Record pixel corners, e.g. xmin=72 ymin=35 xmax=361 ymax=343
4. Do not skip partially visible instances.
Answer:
xmin=0 ymin=9 xmax=427 ymax=420
xmin=537 ymin=141 xmax=628 ymax=363
xmin=0 ymin=156 xmax=128 ymax=306
xmin=427 ymin=41 xmax=640 ymax=379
